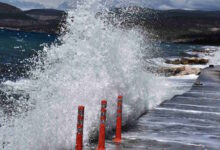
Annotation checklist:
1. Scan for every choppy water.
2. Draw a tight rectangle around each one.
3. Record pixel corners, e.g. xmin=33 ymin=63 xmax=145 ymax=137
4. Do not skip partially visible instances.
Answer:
xmin=0 ymin=1 xmax=219 ymax=150
xmin=0 ymin=29 xmax=57 ymax=64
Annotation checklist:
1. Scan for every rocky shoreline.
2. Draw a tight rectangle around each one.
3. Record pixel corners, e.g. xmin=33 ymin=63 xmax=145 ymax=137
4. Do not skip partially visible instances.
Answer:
xmin=157 ymin=48 xmax=216 ymax=77
xmin=165 ymin=57 xmax=209 ymax=65
xmin=159 ymin=66 xmax=201 ymax=77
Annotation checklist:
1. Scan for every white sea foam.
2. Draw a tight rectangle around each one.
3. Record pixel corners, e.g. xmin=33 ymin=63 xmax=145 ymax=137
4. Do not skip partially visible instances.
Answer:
xmin=208 ymin=46 xmax=220 ymax=65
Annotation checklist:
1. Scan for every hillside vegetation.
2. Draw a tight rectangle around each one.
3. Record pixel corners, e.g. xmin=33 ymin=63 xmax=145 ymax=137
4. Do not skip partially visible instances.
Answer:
xmin=107 ymin=7 xmax=220 ymax=45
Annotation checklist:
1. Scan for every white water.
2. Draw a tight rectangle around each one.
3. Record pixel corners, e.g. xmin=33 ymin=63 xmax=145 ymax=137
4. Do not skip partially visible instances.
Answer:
xmin=0 ymin=1 xmax=195 ymax=150
xmin=208 ymin=46 xmax=220 ymax=65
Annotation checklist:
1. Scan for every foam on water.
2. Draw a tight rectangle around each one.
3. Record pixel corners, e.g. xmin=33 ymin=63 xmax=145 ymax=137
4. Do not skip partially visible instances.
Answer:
xmin=208 ymin=46 xmax=220 ymax=65
xmin=0 ymin=1 xmax=194 ymax=149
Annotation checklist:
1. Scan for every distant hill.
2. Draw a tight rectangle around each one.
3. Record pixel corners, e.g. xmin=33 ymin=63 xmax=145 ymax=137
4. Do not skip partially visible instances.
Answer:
xmin=0 ymin=2 xmax=22 ymax=13
xmin=106 ymin=7 xmax=220 ymax=45
xmin=0 ymin=2 xmax=66 ymax=34
xmin=0 ymin=2 xmax=34 ymax=20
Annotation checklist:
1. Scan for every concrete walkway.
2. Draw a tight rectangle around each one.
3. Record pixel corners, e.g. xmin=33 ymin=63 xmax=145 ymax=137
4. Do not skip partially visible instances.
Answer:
xmin=106 ymin=66 xmax=220 ymax=150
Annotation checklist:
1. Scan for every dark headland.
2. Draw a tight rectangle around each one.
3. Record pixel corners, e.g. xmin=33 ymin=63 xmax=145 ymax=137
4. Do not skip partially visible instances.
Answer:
xmin=0 ymin=2 xmax=66 ymax=34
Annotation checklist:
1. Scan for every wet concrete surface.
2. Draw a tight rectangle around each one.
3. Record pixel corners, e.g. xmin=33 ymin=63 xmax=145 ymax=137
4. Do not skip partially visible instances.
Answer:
xmin=103 ymin=66 xmax=220 ymax=150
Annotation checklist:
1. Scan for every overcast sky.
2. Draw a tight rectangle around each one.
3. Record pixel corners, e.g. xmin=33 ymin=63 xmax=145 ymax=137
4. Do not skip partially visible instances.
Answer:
xmin=1 ymin=0 xmax=220 ymax=10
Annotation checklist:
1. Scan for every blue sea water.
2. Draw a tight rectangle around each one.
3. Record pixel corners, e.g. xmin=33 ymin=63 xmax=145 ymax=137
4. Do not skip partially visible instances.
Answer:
xmin=0 ymin=29 xmax=59 ymax=81
xmin=0 ymin=29 xmax=57 ymax=65
xmin=153 ymin=42 xmax=202 ymax=58
xmin=0 ymin=29 xmax=204 ymax=66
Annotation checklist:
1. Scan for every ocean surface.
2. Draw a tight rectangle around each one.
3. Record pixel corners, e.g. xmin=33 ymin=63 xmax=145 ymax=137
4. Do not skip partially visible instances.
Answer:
xmin=0 ymin=29 xmax=57 ymax=65
xmin=0 ymin=1 xmax=220 ymax=149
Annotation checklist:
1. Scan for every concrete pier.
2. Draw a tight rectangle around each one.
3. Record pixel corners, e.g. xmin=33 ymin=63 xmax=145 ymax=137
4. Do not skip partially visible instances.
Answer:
xmin=107 ymin=66 xmax=220 ymax=150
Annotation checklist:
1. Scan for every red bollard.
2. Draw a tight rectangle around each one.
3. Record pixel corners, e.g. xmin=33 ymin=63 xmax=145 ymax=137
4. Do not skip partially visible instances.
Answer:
xmin=113 ymin=95 xmax=123 ymax=143
xmin=97 ymin=100 xmax=107 ymax=150
xmin=75 ymin=106 xmax=85 ymax=150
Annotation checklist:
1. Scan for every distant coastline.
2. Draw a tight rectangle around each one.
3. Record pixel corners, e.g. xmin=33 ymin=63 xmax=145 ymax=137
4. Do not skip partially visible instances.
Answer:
xmin=0 ymin=2 xmax=66 ymax=35
xmin=105 ymin=7 xmax=220 ymax=45
xmin=1 ymin=2 xmax=220 ymax=45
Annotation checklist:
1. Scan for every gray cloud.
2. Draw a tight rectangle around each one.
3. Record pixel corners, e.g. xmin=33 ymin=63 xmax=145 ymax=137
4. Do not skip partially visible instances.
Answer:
xmin=20 ymin=0 xmax=66 ymax=8
xmin=1 ymin=0 xmax=220 ymax=10
xmin=147 ymin=0 xmax=220 ymax=10
xmin=107 ymin=0 xmax=220 ymax=10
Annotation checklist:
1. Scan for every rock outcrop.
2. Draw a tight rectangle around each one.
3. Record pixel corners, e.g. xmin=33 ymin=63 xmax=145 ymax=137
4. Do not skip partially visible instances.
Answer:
xmin=159 ymin=66 xmax=201 ymax=76
xmin=192 ymin=49 xmax=216 ymax=54
xmin=165 ymin=57 xmax=209 ymax=65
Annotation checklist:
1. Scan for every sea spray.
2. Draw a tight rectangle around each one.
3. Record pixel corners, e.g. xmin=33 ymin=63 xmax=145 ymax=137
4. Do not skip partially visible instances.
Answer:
xmin=0 ymin=0 xmax=193 ymax=149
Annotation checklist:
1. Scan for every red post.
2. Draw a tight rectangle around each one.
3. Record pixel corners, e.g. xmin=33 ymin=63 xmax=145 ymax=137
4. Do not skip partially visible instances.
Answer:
xmin=75 ymin=106 xmax=85 ymax=150
xmin=113 ymin=95 xmax=123 ymax=143
xmin=97 ymin=100 xmax=107 ymax=150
